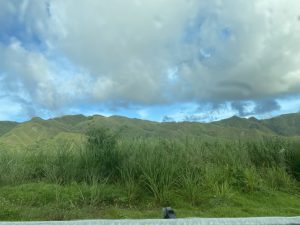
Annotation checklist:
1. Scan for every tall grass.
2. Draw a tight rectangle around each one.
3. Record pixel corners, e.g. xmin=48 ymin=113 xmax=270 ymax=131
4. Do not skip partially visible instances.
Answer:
xmin=0 ymin=128 xmax=299 ymax=206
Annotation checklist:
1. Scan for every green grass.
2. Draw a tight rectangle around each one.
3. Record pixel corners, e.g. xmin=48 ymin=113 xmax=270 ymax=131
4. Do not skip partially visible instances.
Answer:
xmin=0 ymin=182 xmax=300 ymax=220
xmin=0 ymin=128 xmax=300 ymax=220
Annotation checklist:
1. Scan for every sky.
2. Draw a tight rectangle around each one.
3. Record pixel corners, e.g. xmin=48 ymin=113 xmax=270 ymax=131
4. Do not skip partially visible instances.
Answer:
xmin=0 ymin=0 xmax=300 ymax=122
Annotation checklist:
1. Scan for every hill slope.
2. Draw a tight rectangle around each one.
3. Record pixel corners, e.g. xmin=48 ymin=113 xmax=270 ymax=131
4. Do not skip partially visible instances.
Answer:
xmin=262 ymin=113 xmax=300 ymax=136
xmin=1 ymin=112 xmax=300 ymax=150
xmin=0 ymin=121 xmax=19 ymax=136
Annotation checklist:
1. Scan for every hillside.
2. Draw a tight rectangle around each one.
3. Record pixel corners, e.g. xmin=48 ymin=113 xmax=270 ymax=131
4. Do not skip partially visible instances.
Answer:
xmin=262 ymin=113 xmax=300 ymax=136
xmin=1 ymin=113 xmax=300 ymax=150
xmin=212 ymin=116 xmax=275 ymax=133
xmin=0 ymin=121 xmax=19 ymax=136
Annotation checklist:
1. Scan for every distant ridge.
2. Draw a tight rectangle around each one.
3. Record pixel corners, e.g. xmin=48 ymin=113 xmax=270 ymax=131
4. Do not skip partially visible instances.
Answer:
xmin=0 ymin=121 xmax=19 ymax=136
xmin=1 ymin=112 xmax=300 ymax=150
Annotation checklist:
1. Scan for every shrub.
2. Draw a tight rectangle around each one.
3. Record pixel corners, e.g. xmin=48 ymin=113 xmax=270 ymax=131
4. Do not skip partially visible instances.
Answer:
xmin=83 ymin=127 xmax=122 ymax=181
xmin=286 ymin=141 xmax=300 ymax=180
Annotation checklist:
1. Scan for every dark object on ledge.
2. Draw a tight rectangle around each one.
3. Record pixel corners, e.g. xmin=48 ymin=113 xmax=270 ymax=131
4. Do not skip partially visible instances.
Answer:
xmin=162 ymin=207 xmax=176 ymax=219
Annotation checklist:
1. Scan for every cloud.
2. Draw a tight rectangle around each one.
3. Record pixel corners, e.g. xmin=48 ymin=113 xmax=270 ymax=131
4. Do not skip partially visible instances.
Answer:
xmin=45 ymin=0 xmax=300 ymax=103
xmin=0 ymin=41 xmax=56 ymax=114
xmin=231 ymin=99 xmax=280 ymax=117
xmin=230 ymin=101 xmax=251 ymax=117
xmin=0 ymin=0 xmax=300 ymax=120
xmin=0 ymin=40 xmax=93 ymax=118
xmin=43 ymin=0 xmax=199 ymax=105
xmin=162 ymin=116 xmax=175 ymax=123
xmin=253 ymin=100 xmax=280 ymax=115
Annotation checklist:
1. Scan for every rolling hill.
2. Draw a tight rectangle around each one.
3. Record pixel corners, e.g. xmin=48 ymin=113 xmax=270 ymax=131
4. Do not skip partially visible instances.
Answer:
xmin=0 ymin=121 xmax=19 ymax=136
xmin=0 ymin=112 xmax=300 ymax=151
xmin=261 ymin=113 xmax=300 ymax=136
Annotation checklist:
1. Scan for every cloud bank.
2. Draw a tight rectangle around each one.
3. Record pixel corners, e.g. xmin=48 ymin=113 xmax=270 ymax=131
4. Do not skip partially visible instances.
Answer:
xmin=0 ymin=0 xmax=300 ymax=120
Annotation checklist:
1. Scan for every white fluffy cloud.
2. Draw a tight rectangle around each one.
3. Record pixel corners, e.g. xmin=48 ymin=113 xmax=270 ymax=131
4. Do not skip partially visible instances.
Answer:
xmin=0 ymin=0 xmax=300 ymax=119
xmin=43 ymin=0 xmax=300 ymax=102
xmin=43 ymin=0 xmax=199 ymax=104
xmin=0 ymin=40 xmax=93 ymax=117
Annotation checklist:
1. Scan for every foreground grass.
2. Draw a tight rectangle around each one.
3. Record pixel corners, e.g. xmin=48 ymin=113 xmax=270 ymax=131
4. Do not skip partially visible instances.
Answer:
xmin=1 ymin=129 xmax=300 ymax=221
xmin=1 ymin=182 xmax=300 ymax=221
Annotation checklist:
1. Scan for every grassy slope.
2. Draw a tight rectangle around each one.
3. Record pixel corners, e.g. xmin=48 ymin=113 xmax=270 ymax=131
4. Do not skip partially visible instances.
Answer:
xmin=0 ymin=117 xmax=83 ymax=150
xmin=0 ymin=121 xmax=18 ymax=136
xmin=3 ymin=113 xmax=297 ymax=151
xmin=262 ymin=113 xmax=300 ymax=136
xmin=213 ymin=116 xmax=276 ymax=134
xmin=1 ymin=183 xmax=300 ymax=220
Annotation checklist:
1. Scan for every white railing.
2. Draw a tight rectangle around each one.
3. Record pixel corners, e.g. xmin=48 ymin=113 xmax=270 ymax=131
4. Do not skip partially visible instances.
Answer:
xmin=1 ymin=217 xmax=300 ymax=225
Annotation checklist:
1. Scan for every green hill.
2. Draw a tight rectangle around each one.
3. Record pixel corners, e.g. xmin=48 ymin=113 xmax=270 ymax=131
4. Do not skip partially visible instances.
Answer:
xmin=1 ymin=112 xmax=300 ymax=151
xmin=262 ymin=113 xmax=300 ymax=136
xmin=0 ymin=116 xmax=83 ymax=150
xmin=0 ymin=121 xmax=19 ymax=136
xmin=213 ymin=116 xmax=276 ymax=134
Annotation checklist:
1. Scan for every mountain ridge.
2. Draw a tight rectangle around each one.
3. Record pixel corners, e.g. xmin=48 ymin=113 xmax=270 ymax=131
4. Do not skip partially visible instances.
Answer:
xmin=1 ymin=112 xmax=300 ymax=151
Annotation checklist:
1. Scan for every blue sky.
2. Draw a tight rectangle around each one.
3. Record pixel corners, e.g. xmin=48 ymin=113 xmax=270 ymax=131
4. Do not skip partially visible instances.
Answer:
xmin=0 ymin=0 xmax=300 ymax=122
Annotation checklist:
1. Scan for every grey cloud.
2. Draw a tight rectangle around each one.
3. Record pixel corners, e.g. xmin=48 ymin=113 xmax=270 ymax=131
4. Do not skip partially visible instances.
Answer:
xmin=0 ymin=42 xmax=57 ymax=108
xmin=230 ymin=101 xmax=251 ymax=117
xmin=231 ymin=99 xmax=280 ymax=117
xmin=0 ymin=0 xmax=49 ymax=47
xmin=253 ymin=100 xmax=280 ymax=115
xmin=162 ymin=116 xmax=175 ymax=123
xmin=0 ymin=40 xmax=92 ymax=118
xmin=216 ymin=81 xmax=253 ymax=100
xmin=1 ymin=0 xmax=300 ymax=117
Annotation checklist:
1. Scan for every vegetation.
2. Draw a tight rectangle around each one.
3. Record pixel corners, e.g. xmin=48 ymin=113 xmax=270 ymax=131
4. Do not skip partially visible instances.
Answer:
xmin=0 ymin=124 xmax=300 ymax=220
xmin=2 ymin=113 xmax=300 ymax=151
xmin=0 ymin=121 xmax=18 ymax=136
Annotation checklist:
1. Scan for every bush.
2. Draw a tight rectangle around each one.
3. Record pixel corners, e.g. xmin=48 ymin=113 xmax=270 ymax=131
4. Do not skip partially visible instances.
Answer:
xmin=82 ymin=127 xmax=122 ymax=181
xmin=286 ymin=141 xmax=300 ymax=180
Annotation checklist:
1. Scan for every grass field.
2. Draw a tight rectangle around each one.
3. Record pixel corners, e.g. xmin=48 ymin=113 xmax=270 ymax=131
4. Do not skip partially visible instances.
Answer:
xmin=1 ymin=183 xmax=300 ymax=221
xmin=0 ymin=128 xmax=300 ymax=220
